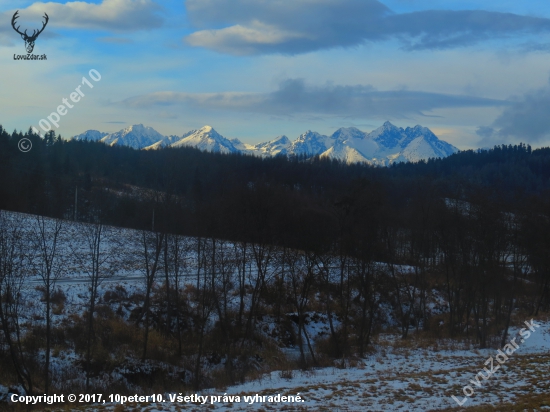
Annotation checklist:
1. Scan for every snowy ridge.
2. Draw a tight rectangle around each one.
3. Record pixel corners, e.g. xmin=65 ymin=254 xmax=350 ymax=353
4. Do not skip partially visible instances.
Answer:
xmin=170 ymin=126 xmax=240 ymax=154
xmin=71 ymin=130 xmax=109 ymax=142
xmin=249 ymin=135 xmax=291 ymax=157
xmin=320 ymin=139 xmax=373 ymax=165
xmin=322 ymin=122 xmax=459 ymax=165
xmin=288 ymin=130 xmax=334 ymax=157
xmin=72 ymin=122 xmax=459 ymax=165
xmin=72 ymin=124 xmax=166 ymax=150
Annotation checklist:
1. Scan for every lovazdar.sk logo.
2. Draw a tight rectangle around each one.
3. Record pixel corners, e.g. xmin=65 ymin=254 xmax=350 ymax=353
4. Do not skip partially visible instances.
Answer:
xmin=12 ymin=10 xmax=49 ymax=60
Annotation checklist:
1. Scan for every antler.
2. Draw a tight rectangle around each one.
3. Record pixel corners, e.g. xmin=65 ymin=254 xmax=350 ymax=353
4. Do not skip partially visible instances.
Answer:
xmin=11 ymin=10 xmax=49 ymax=40
xmin=29 ymin=13 xmax=49 ymax=40
xmin=11 ymin=10 xmax=26 ymax=37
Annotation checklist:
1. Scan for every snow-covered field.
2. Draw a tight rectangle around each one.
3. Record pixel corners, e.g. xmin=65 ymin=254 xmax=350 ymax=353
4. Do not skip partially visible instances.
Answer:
xmin=41 ymin=319 xmax=550 ymax=411
xmin=2 ymin=210 xmax=550 ymax=411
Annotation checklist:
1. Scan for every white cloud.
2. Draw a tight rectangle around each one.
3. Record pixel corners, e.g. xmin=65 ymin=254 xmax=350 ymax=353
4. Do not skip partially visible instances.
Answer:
xmin=2 ymin=0 xmax=164 ymax=33
xmin=187 ymin=21 xmax=309 ymax=56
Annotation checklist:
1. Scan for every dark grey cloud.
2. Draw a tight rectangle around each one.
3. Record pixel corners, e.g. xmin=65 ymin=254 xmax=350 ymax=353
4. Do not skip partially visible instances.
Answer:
xmin=391 ymin=10 xmax=550 ymax=50
xmin=257 ymin=79 xmax=507 ymax=117
xmin=186 ymin=0 xmax=389 ymax=55
xmin=480 ymin=86 xmax=550 ymax=145
xmin=122 ymin=78 xmax=508 ymax=118
xmin=184 ymin=0 xmax=550 ymax=55
xmin=475 ymin=126 xmax=496 ymax=139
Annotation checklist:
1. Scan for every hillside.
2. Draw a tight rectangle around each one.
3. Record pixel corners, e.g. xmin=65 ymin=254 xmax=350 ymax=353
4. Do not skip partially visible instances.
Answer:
xmin=1 ymin=209 xmax=549 ymax=410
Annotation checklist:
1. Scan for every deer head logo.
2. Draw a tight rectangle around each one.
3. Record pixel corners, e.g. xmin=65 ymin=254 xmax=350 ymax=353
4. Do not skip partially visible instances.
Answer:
xmin=11 ymin=10 xmax=49 ymax=54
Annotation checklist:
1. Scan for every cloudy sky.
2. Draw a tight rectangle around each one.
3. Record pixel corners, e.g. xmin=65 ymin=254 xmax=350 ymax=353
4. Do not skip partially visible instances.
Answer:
xmin=2 ymin=0 xmax=550 ymax=148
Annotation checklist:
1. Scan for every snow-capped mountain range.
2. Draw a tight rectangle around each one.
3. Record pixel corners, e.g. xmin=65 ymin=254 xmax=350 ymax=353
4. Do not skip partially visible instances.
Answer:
xmin=71 ymin=122 xmax=458 ymax=165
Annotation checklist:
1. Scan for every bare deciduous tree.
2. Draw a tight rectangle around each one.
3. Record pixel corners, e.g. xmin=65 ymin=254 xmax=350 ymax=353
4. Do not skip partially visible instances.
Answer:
xmin=70 ymin=221 xmax=118 ymax=390
xmin=139 ymin=229 xmax=165 ymax=360
xmin=32 ymin=215 xmax=64 ymax=394
xmin=286 ymin=249 xmax=317 ymax=368
xmin=0 ymin=212 xmax=33 ymax=394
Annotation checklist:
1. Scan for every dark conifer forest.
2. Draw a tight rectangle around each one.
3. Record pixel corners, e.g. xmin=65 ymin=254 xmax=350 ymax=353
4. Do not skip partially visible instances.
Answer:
xmin=2 ymin=126 xmax=549 ymax=247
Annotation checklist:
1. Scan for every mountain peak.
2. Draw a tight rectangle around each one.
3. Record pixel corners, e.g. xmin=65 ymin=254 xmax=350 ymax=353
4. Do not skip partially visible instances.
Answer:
xmin=71 ymin=122 xmax=458 ymax=165
xmin=290 ymin=131 xmax=331 ymax=157
xmin=369 ymin=121 xmax=405 ymax=149
xmin=405 ymin=125 xmax=438 ymax=141
xmin=251 ymin=135 xmax=291 ymax=157
xmin=274 ymin=135 xmax=290 ymax=144
xmin=171 ymin=125 xmax=238 ymax=154
xmin=97 ymin=124 xmax=166 ymax=149
xmin=126 ymin=124 xmax=146 ymax=131
xmin=72 ymin=130 xmax=109 ymax=142
xmin=331 ymin=127 xmax=366 ymax=141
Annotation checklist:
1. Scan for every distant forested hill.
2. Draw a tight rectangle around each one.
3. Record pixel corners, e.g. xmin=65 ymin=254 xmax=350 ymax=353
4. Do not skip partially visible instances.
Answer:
xmin=1 ymin=125 xmax=549 ymax=252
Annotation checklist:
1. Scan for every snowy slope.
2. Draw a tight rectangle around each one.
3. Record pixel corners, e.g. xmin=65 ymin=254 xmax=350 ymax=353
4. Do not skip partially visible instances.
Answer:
xmin=317 ymin=123 xmax=458 ymax=165
xmin=239 ymin=123 xmax=457 ymax=164
xmin=170 ymin=126 xmax=240 ymax=154
xmin=326 ymin=127 xmax=381 ymax=163
xmin=143 ymin=140 xmax=164 ymax=150
xmin=320 ymin=139 xmax=374 ymax=164
xmin=287 ymin=131 xmax=333 ymax=157
xmin=402 ymin=125 xmax=457 ymax=160
xmin=363 ymin=122 xmax=459 ymax=165
xmin=143 ymin=135 xmax=181 ymax=150
xmin=229 ymin=138 xmax=255 ymax=152
xmin=71 ymin=130 xmax=109 ymax=142
xmin=100 ymin=124 xmax=166 ymax=150
xmin=369 ymin=121 xmax=405 ymax=149
xmin=250 ymin=135 xmax=291 ymax=157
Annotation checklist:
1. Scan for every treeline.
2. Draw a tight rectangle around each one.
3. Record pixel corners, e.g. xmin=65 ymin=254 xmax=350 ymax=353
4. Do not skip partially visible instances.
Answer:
xmin=1 ymin=126 xmax=550 ymax=248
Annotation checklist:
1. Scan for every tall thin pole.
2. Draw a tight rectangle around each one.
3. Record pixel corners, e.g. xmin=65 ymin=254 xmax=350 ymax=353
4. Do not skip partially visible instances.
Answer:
xmin=74 ymin=186 xmax=78 ymax=221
